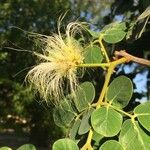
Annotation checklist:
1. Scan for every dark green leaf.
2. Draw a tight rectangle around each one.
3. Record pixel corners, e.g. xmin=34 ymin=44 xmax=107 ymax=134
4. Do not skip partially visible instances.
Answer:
xmin=134 ymin=101 xmax=150 ymax=132
xmin=70 ymin=119 xmax=81 ymax=140
xmin=84 ymin=46 xmax=103 ymax=64
xmin=74 ymin=82 xmax=95 ymax=112
xmin=78 ymin=108 xmax=94 ymax=135
xmin=91 ymin=107 xmax=123 ymax=137
xmin=53 ymin=138 xmax=79 ymax=150
xmin=53 ymin=99 xmax=76 ymax=127
xmin=93 ymin=131 xmax=104 ymax=149
xmin=126 ymin=21 xmax=136 ymax=40
xmin=106 ymin=76 xmax=133 ymax=108
xmin=92 ymin=131 xmax=103 ymax=143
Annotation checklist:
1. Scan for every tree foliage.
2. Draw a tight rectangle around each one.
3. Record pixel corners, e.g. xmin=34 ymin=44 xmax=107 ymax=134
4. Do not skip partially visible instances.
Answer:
xmin=0 ymin=0 xmax=150 ymax=149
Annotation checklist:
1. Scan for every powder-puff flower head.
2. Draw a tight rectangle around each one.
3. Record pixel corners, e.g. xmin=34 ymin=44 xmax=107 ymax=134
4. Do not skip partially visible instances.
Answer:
xmin=26 ymin=22 xmax=85 ymax=103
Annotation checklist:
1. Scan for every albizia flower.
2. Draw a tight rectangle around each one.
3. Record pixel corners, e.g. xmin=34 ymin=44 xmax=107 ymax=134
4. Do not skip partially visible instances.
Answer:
xmin=26 ymin=22 xmax=85 ymax=103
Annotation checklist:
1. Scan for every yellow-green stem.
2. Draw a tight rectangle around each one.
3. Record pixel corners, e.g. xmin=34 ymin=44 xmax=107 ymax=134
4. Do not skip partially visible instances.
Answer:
xmin=78 ymin=63 xmax=110 ymax=68
xmin=96 ymin=58 xmax=127 ymax=109
xmin=99 ymin=101 xmax=134 ymax=118
xmin=109 ymin=104 xmax=133 ymax=118
xmin=96 ymin=64 xmax=114 ymax=109
xmin=81 ymin=129 xmax=93 ymax=150
xmin=81 ymin=57 xmax=127 ymax=149
xmin=99 ymin=36 xmax=110 ymax=63
xmin=86 ymin=129 xmax=93 ymax=145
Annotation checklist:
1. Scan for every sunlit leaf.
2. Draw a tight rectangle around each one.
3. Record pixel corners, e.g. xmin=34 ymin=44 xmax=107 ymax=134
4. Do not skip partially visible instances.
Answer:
xmin=103 ymin=30 xmax=126 ymax=43
xmin=101 ymin=22 xmax=127 ymax=43
xmin=102 ymin=22 xmax=126 ymax=32
xmin=17 ymin=144 xmax=36 ymax=150
xmin=53 ymin=138 xmax=79 ymax=150
xmin=91 ymin=107 xmax=123 ymax=137
xmin=0 ymin=147 xmax=12 ymax=150
xmin=134 ymin=101 xmax=150 ymax=132
xmin=99 ymin=140 xmax=124 ymax=150
xmin=106 ymin=76 xmax=133 ymax=108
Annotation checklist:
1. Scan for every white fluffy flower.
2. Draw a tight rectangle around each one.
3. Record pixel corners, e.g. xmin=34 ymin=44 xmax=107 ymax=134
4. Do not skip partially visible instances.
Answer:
xmin=26 ymin=22 xmax=85 ymax=103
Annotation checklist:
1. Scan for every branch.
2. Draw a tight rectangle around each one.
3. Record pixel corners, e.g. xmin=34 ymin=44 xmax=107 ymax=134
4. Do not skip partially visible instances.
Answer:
xmin=114 ymin=50 xmax=150 ymax=66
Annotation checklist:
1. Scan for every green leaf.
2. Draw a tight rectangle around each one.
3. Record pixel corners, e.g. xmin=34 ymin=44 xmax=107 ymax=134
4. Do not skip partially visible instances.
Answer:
xmin=91 ymin=107 xmax=123 ymax=137
xmin=78 ymin=108 xmax=94 ymax=135
xmin=92 ymin=131 xmax=104 ymax=150
xmin=17 ymin=144 xmax=36 ymax=150
xmin=92 ymin=131 xmax=103 ymax=142
xmin=84 ymin=46 xmax=103 ymax=64
xmin=99 ymin=140 xmax=124 ymax=150
xmin=70 ymin=119 xmax=81 ymax=140
xmin=101 ymin=22 xmax=127 ymax=43
xmin=53 ymin=99 xmax=76 ymax=127
xmin=0 ymin=147 xmax=12 ymax=150
xmin=52 ymin=138 xmax=79 ymax=150
xmin=101 ymin=22 xmax=126 ymax=32
xmin=106 ymin=76 xmax=133 ymax=108
xmin=87 ymin=29 xmax=100 ymax=38
xmin=134 ymin=101 xmax=150 ymax=132
xmin=119 ymin=119 xmax=150 ymax=150
xmin=103 ymin=30 xmax=126 ymax=43
xmin=74 ymin=82 xmax=95 ymax=112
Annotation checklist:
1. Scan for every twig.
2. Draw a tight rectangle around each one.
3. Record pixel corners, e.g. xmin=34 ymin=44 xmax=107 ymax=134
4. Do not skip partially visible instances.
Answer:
xmin=114 ymin=50 xmax=150 ymax=66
